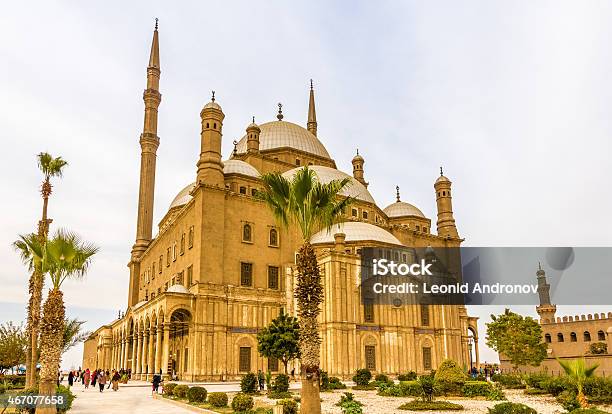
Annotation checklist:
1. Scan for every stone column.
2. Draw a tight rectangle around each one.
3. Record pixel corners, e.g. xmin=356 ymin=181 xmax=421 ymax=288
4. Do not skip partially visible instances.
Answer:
xmin=131 ymin=333 xmax=138 ymax=374
xmin=161 ymin=324 xmax=171 ymax=377
xmin=141 ymin=330 xmax=149 ymax=376
xmin=148 ymin=329 xmax=155 ymax=376
xmin=120 ymin=337 xmax=126 ymax=369
xmin=135 ymin=332 xmax=142 ymax=375
xmin=154 ymin=324 xmax=162 ymax=374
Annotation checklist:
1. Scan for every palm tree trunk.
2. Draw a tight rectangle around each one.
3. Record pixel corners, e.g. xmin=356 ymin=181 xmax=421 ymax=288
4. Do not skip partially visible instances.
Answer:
xmin=295 ymin=243 xmax=323 ymax=414
xmin=37 ymin=288 xmax=65 ymax=414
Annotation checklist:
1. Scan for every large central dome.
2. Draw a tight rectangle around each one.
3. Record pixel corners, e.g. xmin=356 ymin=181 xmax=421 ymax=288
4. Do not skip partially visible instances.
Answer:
xmin=235 ymin=121 xmax=331 ymax=159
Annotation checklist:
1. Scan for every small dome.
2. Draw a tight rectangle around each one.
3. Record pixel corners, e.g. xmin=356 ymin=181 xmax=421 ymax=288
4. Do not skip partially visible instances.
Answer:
xmin=132 ymin=300 xmax=147 ymax=310
xmin=311 ymin=222 xmax=402 ymax=246
xmin=282 ymin=165 xmax=376 ymax=204
xmin=203 ymin=100 xmax=222 ymax=111
xmin=436 ymin=175 xmax=451 ymax=184
xmin=167 ymin=284 xmax=190 ymax=294
xmin=383 ymin=201 xmax=425 ymax=218
xmin=235 ymin=121 xmax=330 ymax=159
xmin=223 ymin=160 xmax=260 ymax=177
xmin=169 ymin=183 xmax=196 ymax=209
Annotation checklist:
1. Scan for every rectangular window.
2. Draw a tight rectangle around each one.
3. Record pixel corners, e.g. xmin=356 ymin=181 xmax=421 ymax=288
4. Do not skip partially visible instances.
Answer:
xmin=241 ymin=262 xmax=253 ymax=287
xmin=177 ymin=271 xmax=184 ymax=285
xmin=421 ymin=304 xmax=430 ymax=326
xmin=362 ymin=211 xmax=368 ymax=220
xmin=352 ymin=208 xmax=358 ymax=217
xmin=183 ymin=348 xmax=189 ymax=373
xmin=159 ymin=256 xmax=163 ymax=273
xmin=364 ymin=299 xmax=374 ymax=323
xmin=172 ymin=243 xmax=177 ymax=261
xmin=365 ymin=346 xmax=376 ymax=371
xmin=422 ymin=347 xmax=432 ymax=370
xmin=180 ymin=233 xmax=185 ymax=255
xmin=187 ymin=265 xmax=193 ymax=287
xmin=268 ymin=266 xmax=279 ymax=289
xmin=296 ymin=159 xmax=301 ymax=166
xmin=166 ymin=248 xmax=171 ymax=266
xmin=188 ymin=226 xmax=194 ymax=248
xmin=268 ymin=357 xmax=279 ymax=372
xmin=239 ymin=347 xmax=251 ymax=372
xmin=152 ymin=263 xmax=155 ymax=279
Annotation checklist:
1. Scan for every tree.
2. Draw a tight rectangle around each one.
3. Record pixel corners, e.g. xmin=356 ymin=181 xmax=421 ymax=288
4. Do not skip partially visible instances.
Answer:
xmin=62 ymin=318 xmax=91 ymax=355
xmin=257 ymin=166 xmax=352 ymax=414
xmin=257 ymin=310 xmax=300 ymax=374
xmin=557 ymin=358 xmax=599 ymax=408
xmin=20 ymin=152 xmax=67 ymax=387
xmin=0 ymin=322 xmax=28 ymax=374
xmin=15 ymin=229 xmax=97 ymax=413
xmin=486 ymin=309 xmax=547 ymax=369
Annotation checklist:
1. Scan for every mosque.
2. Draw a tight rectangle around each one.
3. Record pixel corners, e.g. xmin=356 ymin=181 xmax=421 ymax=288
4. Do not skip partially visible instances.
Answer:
xmin=82 ymin=23 xmax=479 ymax=381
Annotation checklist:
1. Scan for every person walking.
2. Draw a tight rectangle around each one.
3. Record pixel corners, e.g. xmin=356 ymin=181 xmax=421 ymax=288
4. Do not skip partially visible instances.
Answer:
xmin=106 ymin=370 xmax=111 ymax=389
xmin=257 ymin=370 xmax=265 ymax=391
xmin=152 ymin=371 xmax=162 ymax=394
xmin=98 ymin=371 xmax=106 ymax=392
xmin=112 ymin=370 xmax=121 ymax=391
xmin=290 ymin=367 xmax=295 ymax=382
xmin=67 ymin=371 xmax=74 ymax=388
xmin=84 ymin=369 xmax=91 ymax=390
xmin=91 ymin=370 xmax=98 ymax=387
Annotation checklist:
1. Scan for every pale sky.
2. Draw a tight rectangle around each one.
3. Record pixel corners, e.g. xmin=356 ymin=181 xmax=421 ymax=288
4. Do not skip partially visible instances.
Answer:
xmin=1 ymin=1 xmax=611 ymax=370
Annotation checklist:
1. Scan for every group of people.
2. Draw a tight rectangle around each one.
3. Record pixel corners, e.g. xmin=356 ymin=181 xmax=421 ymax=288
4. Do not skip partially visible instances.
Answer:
xmin=63 ymin=368 xmax=127 ymax=392
xmin=469 ymin=365 xmax=501 ymax=380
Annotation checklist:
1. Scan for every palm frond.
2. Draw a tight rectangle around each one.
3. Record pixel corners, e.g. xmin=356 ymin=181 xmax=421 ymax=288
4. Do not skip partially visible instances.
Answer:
xmin=37 ymin=152 xmax=68 ymax=178
xmin=62 ymin=318 xmax=90 ymax=354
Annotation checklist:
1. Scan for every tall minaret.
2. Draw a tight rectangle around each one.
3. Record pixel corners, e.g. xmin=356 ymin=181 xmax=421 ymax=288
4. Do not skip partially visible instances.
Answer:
xmin=352 ymin=149 xmax=368 ymax=187
xmin=132 ymin=20 xmax=161 ymax=258
xmin=196 ymin=92 xmax=225 ymax=187
xmin=434 ymin=167 xmax=459 ymax=238
xmin=536 ymin=263 xmax=557 ymax=323
xmin=129 ymin=20 xmax=161 ymax=306
xmin=307 ymin=79 xmax=317 ymax=136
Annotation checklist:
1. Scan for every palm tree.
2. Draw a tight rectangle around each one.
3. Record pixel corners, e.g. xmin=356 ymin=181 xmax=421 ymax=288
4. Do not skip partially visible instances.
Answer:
xmin=257 ymin=166 xmax=352 ymax=414
xmin=62 ymin=318 xmax=91 ymax=355
xmin=556 ymin=358 xmax=599 ymax=408
xmin=23 ymin=153 xmax=67 ymax=387
xmin=15 ymin=230 xmax=97 ymax=412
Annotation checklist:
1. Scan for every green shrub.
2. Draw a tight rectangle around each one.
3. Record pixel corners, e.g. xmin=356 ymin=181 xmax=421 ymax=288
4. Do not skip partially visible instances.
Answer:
xmin=541 ymin=376 xmax=572 ymax=396
xmin=524 ymin=372 xmax=550 ymax=390
xmin=487 ymin=402 xmax=537 ymax=414
xmin=207 ymin=392 xmax=228 ymax=407
xmin=491 ymin=373 xmax=525 ymax=389
xmin=583 ymin=376 xmax=612 ymax=399
xmin=173 ymin=384 xmax=189 ymax=399
xmin=352 ymin=369 xmax=372 ymax=386
xmin=320 ymin=370 xmax=330 ymax=391
xmin=328 ymin=376 xmax=346 ymax=389
xmin=352 ymin=383 xmax=377 ymax=390
xmin=398 ymin=400 xmax=464 ymax=410
xmin=231 ymin=393 xmax=254 ymax=412
xmin=163 ymin=382 xmax=177 ymax=396
xmin=336 ymin=392 xmax=362 ymax=407
xmin=556 ymin=390 xmax=580 ymax=412
xmin=398 ymin=371 xmax=417 ymax=381
xmin=253 ymin=409 xmax=273 ymax=414
xmin=273 ymin=373 xmax=290 ymax=392
xmin=487 ymin=384 xmax=506 ymax=401
xmin=0 ymin=384 xmax=5 ymax=394
xmin=589 ymin=342 xmax=607 ymax=355
xmin=268 ymin=390 xmax=292 ymax=399
xmin=374 ymin=374 xmax=391 ymax=384
xmin=341 ymin=400 xmax=364 ymax=414
xmin=378 ymin=380 xmax=423 ymax=397
xmin=278 ymin=398 xmax=298 ymax=414
xmin=461 ymin=381 xmax=493 ymax=397
xmin=186 ymin=386 xmax=207 ymax=403
xmin=240 ymin=372 xmax=258 ymax=394
xmin=418 ymin=375 xmax=437 ymax=402
xmin=524 ymin=388 xmax=549 ymax=395
xmin=434 ymin=359 xmax=468 ymax=395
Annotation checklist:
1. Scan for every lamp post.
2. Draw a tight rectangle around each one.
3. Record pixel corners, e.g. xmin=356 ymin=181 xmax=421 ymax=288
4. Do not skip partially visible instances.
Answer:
xmin=468 ymin=337 xmax=474 ymax=374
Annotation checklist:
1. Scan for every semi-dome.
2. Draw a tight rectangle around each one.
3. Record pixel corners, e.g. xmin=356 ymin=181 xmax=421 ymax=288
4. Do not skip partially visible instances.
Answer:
xmin=235 ymin=121 xmax=331 ymax=159
xmin=282 ymin=165 xmax=376 ymax=204
xmin=167 ymin=284 xmax=190 ymax=294
xmin=383 ymin=201 xmax=425 ymax=218
xmin=311 ymin=221 xmax=402 ymax=246
xmin=169 ymin=182 xmax=196 ymax=209
xmin=223 ymin=159 xmax=260 ymax=177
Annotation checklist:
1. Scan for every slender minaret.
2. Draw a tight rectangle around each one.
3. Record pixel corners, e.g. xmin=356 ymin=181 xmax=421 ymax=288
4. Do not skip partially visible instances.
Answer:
xmin=536 ymin=263 xmax=557 ymax=323
xmin=132 ymin=20 xmax=161 ymax=259
xmin=246 ymin=116 xmax=261 ymax=154
xmin=434 ymin=167 xmax=459 ymax=238
xmin=307 ymin=79 xmax=317 ymax=136
xmin=196 ymin=91 xmax=225 ymax=187
xmin=352 ymin=149 xmax=367 ymax=187
xmin=129 ymin=20 xmax=161 ymax=307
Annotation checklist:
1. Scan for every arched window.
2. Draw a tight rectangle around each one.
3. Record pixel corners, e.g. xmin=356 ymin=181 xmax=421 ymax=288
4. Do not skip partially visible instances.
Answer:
xmin=570 ymin=332 xmax=577 ymax=342
xmin=242 ymin=224 xmax=252 ymax=242
xmin=421 ymin=304 xmax=430 ymax=326
xmin=584 ymin=331 xmax=591 ymax=342
xmin=545 ymin=334 xmax=552 ymax=343
xmin=598 ymin=330 xmax=606 ymax=341
xmin=269 ymin=228 xmax=278 ymax=247
xmin=557 ymin=333 xmax=564 ymax=342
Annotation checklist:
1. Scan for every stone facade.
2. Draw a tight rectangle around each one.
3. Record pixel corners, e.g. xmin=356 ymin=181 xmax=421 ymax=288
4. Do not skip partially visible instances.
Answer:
xmin=82 ymin=24 xmax=479 ymax=381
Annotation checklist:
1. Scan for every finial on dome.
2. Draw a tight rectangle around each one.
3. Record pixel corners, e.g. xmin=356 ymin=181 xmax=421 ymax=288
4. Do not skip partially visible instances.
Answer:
xmin=310 ymin=79 xmax=313 ymax=90
xmin=356 ymin=148 xmax=359 ymax=155
xmin=538 ymin=261 xmax=542 ymax=271
xmin=440 ymin=166 xmax=444 ymax=176
xmin=252 ymin=116 xmax=255 ymax=123
xmin=232 ymin=140 xmax=238 ymax=156
xmin=396 ymin=185 xmax=401 ymax=202
xmin=277 ymin=102 xmax=284 ymax=121
xmin=155 ymin=18 xmax=158 ymax=30
xmin=211 ymin=91 xmax=216 ymax=102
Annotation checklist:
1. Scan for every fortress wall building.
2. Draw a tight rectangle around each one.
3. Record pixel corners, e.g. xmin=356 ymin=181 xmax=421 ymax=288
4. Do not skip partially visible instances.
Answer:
xmin=82 ymin=24 xmax=479 ymax=381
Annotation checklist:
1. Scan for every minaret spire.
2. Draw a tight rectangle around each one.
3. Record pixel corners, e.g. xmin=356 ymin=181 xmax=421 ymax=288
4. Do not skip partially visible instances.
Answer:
xmin=129 ymin=21 xmax=162 ymax=306
xmin=307 ymin=79 xmax=317 ymax=136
